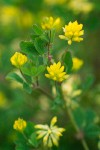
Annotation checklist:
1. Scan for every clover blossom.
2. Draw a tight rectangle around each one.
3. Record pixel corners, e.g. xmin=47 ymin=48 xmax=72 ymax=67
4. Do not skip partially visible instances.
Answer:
xmin=45 ymin=62 xmax=68 ymax=82
xmin=59 ymin=21 xmax=84 ymax=45
xmin=41 ymin=16 xmax=60 ymax=30
xmin=13 ymin=118 xmax=27 ymax=132
xmin=72 ymin=57 xmax=84 ymax=71
xmin=10 ymin=52 xmax=27 ymax=68
xmin=35 ymin=116 xmax=65 ymax=147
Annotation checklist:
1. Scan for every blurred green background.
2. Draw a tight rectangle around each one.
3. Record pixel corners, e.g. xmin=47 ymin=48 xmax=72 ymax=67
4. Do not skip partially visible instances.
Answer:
xmin=0 ymin=0 xmax=100 ymax=149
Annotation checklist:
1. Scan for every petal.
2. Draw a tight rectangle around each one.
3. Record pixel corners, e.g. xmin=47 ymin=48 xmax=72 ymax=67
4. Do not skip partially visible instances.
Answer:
xmin=35 ymin=124 xmax=49 ymax=129
xmin=53 ymin=18 xmax=60 ymax=27
xmin=50 ymin=116 xmax=57 ymax=127
xmin=48 ymin=136 xmax=53 ymax=147
xmin=51 ymin=133 xmax=59 ymax=146
xmin=57 ymin=61 xmax=61 ymax=69
xmin=36 ymin=131 xmax=47 ymax=139
xmin=68 ymin=40 xmax=72 ymax=45
xmin=45 ymin=74 xmax=50 ymax=78
xmin=59 ymin=35 xmax=66 ymax=40
xmin=43 ymin=133 xmax=49 ymax=146
xmin=59 ymin=66 xmax=64 ymax=72
xmin=47 ymin=66 xmax=51 ymax=72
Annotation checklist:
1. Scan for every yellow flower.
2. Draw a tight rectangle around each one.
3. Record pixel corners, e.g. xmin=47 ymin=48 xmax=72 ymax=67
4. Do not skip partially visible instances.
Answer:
xmin=72 ymin=57 xmax=84 ymax=71
xmin=0 ymin=6 xmax=18 ymax=25
xmin=35 ymin=116 xmax=65 ymax=147
xmin=10 ymin=52 xmax=27 ymax=68
xmin=17 ymin=10 xmax=34 ymax=28
xmin=59 ymin=21 xmax=84 ymax=45
xmin=45 ymin=62 xmax=68 ymax=82
xmin=41 ymin=16 xmax=60 ymax=30
xmin=13 ymin=118 xmax=27 ymax=132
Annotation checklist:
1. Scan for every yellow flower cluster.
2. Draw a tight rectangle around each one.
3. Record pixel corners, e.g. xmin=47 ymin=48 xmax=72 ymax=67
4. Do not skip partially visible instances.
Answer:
xmin=41 ymin=16 xmax=60 ymax=30
xmin=0 ymin=6 xmax=18 ymax=25
xmin=68 ymin=0 xmax=93 ymax=14
xmin=0 ymin=6 xmax=34 ymax=28
xmin=13 ymin=118 xmax=27 ymax=132
xmin=45 ymin=62 xmax=68 ymax=82
xmin=35 ymin=116 xmax=65 ymax=147
xmin=72 ymin=57 xmax=84 ymax=71
xmin=59 ymin=21 xmax=84 ymax=45
xmin=10 ymin=52 xmax=27 ymax=68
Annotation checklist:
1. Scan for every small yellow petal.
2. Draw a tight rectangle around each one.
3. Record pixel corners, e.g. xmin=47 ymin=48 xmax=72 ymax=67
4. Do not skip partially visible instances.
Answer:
xmin=50 ymin=116 xmax=57 ymax=126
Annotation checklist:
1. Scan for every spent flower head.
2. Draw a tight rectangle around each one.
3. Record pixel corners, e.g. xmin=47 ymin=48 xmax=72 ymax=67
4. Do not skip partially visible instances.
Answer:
xmin=45 ymin=62 xmax=68 ymax=82
xmin=41 ymin=16 xmax=60 ymax=30
xmin=13 ymin=118 xmax=27 ymax=132
xmin=59 ymin=21 xmax=84 ymax=45
xmin=10 ymin=52 xmax=27 ymax=68
xmin=72 ymin=57 xmax=84 ymax=71
xmin=35 ymin=116 xmax=65 ymax=147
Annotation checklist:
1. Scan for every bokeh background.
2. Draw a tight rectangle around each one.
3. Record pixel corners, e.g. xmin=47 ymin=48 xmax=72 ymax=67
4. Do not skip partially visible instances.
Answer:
xmin=0 ymin=0 xmax=100 ymax=149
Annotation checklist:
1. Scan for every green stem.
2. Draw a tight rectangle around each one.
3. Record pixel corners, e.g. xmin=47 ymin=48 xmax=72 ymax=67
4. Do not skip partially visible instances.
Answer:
xmin=36 ymin=76 xmax=39 ymax=86
xmin=67 ymin=107 xmax=79 ymax=132
xmin=47 ymin=30 xmax=52 ymax=63
xmin=81 ymin=139 xmax=89 ymax=150
xmin=36 ymin=86 xmax=54 ymax=100
xmin=67 ymin=107 xmax=89 ymax=150
xmin=22 ymin=132 xmax=28 ymax=141
xmin=19 ymin=69 xmax=31 ymax=84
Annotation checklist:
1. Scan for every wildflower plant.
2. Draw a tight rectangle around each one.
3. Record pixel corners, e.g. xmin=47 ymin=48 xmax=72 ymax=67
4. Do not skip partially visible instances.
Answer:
xmin=7 ymin=16 xmax=100 ymax=150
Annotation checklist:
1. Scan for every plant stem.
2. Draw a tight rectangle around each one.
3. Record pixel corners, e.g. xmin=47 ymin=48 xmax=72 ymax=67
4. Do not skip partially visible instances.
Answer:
xmin=67 ymin=107 xmax=89 ymax=150
xmin=47 ymin=30 xmax=52 ymax=63
xmin=36 ymin=86 xmax=54 ymax=100
xmin=36 ymin=76 xmax=39 ymax=86
xmin=81 ymin=139 xmax=89 ymax=150
xmin=19 ymin=69 xmax=31 ymax=84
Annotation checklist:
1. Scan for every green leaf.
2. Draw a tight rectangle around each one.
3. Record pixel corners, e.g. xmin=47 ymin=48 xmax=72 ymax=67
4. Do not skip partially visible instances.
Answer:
xmin=15 ymin=132 xmax=30 ymax=150
xmin=30 ymin=34 xmax=39 ymax=41
xmin=24 ymin=122 xmax=35 ymax=138
xmin=73 ymin=108 xmax=86 ymax=128
xmin=28 ymin=132 xmax=39 ymax=148
xmin=85 ymin=109 xmax=99 ymax=125
xmin=84 ymin=124 xmax=100 ymax=138
xmin=32 ymin=24 xmax=43 ymax=35
xmin=23 ymin=82 xmax=32 ymax=94
xmin=34 ymin=37 xmax=46 ymax=55
xmin=63 ymin=51 xmax=73 ymax=73
xmin=82 ymin=75 xmax=94 ymax=90
xmin=6 ymin=72 xmax=24 ymax=84
xmin=21 ymin=65 xmax=45 ymax=77
xmin=36 ymin=65 xmax=45 ymax=76
xmin=40 ymin=34 xmax=49 ymax=42
xmin=16 ymin=143 xmax=30 ymax=150
xmin=20 ymin=41 xmax=39 ymax=56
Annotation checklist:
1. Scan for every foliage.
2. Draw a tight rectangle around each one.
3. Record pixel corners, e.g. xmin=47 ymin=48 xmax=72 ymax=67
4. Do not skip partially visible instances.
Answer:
xmin=0 ymin=0 xmax=100 ymax=150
